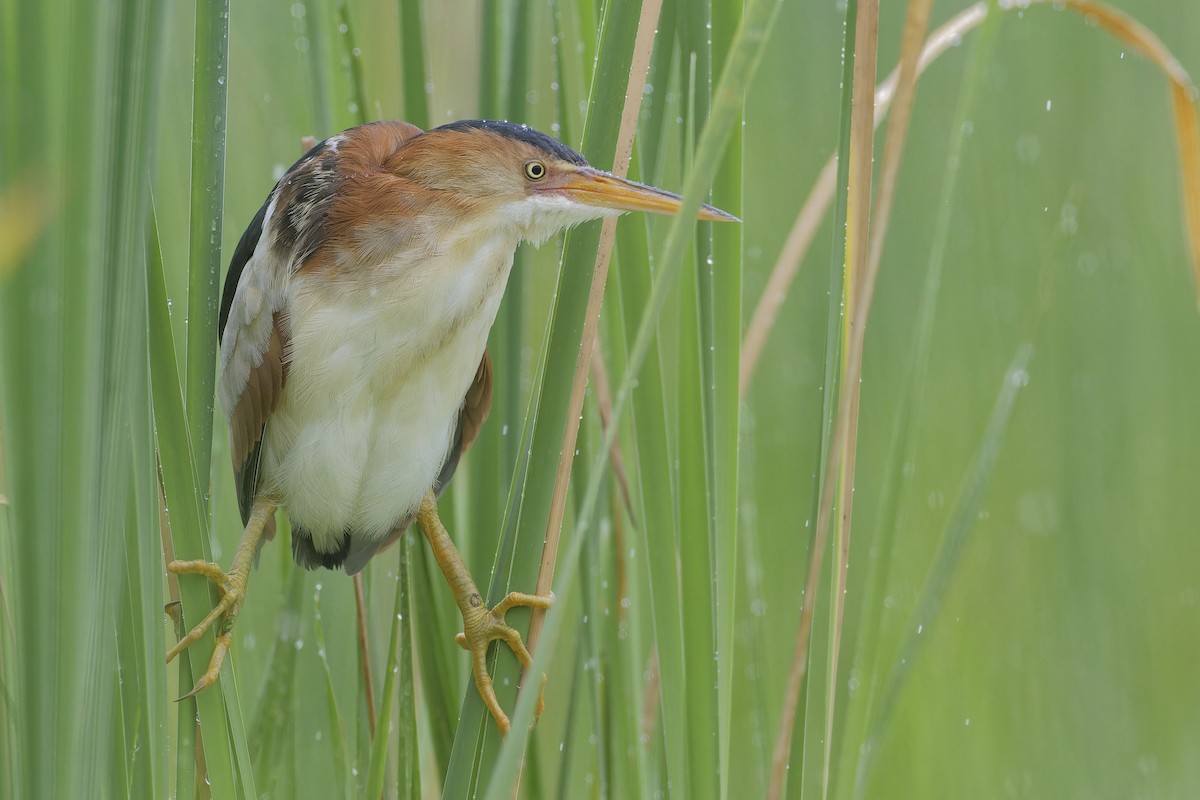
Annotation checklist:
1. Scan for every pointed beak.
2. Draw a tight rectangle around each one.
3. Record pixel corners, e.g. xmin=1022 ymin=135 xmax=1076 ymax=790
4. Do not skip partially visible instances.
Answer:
xmin=553 ymin=167 xmax=739 ymax=223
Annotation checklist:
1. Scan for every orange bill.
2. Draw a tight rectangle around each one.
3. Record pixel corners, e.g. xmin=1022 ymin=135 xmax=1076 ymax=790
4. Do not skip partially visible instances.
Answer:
xmin=557 ymin=167 xmax=739 ymax=222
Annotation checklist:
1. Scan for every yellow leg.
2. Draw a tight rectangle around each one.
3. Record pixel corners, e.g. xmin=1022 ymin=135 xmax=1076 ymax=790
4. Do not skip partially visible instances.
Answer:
xmin=416 ymin=492 xmax=553 ymax=735
xmin=166 ymin=495 xmax=277 ymax=698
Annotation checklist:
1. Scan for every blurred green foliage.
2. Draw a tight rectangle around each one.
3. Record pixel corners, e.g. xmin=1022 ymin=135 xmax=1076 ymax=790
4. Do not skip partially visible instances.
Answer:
xmin=2 ymin=0 xmax=1198 ymax=797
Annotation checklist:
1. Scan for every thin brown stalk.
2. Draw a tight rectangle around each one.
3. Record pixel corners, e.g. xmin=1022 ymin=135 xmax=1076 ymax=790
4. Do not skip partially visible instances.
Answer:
xmin=739 ymin=158 xmax=837 ymax=397
xmin=1171 ymin=83 xmax=1200 ymax=300
xmin=831 ymin=0 xmax=935 ymax=791
xmin=1055 ymin=0 xmax=1200 ymax=299
xmin=588 ymin=349 xmax=638 ymax=524
xmin=593 ymin=351 xmax=634 ymax=625
xmin=826 ymin=0 xmax=881 ymax=792
xmin=527 ymin=0 xmax=664 ymax=653
xmin=767 ymin=1 xmax=880 ymax=795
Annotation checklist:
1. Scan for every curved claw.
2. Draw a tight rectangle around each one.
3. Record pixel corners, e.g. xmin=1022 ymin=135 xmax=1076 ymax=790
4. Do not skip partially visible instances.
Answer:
xmin=164 ymin=560 xmax=245 ymax=699
xmin=458 ymin=591 xmax=554 ymax=735
xmin=164 ymin=496 xmax=277 ymax=699
xmin=415 ymin=492 xmax=555 ymax=735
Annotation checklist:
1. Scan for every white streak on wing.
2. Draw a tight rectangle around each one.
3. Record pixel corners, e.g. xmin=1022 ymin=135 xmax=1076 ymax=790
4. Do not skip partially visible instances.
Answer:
xmin=218 ymin=194 xmax=291 ymax=420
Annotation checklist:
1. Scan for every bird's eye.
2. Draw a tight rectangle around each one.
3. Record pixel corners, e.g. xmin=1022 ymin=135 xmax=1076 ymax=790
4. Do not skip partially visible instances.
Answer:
xmin=524 ymin=161 xmax=547 ymax=181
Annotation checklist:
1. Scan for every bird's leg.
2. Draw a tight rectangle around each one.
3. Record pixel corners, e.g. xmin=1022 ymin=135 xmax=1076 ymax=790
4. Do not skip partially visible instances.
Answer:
xmin=166 ymin=495 xmax=278 ymax=698
xmin=415 ymin=491 xmax=553 ymax=735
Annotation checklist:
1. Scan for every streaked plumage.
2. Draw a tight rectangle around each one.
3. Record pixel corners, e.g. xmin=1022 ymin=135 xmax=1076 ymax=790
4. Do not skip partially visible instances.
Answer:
xmin=171 ymin=118 xmax=736 ymax=728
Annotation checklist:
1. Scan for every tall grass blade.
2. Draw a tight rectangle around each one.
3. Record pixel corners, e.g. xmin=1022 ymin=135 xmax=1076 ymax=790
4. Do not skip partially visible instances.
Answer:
xmin=300 ymin=0 xmax=334 ymax=134
xmin=313 ymin=583 xmax=353 ymax=799
xmin=610 ymin=154 xmax=682 ymax=794
xmin=149 ymin=210 xmax=242 ymax=798
xmin=397 ymin=534 xmax=421 ymax=800
xmin=183 ymin=0 xmax=229 ymax=503
xmin=249 ymin=562 xmax=306 ymax=793
xmin=825 ymin=0 xmax=879 ymax=794
xmin=336 ymin=0 xmax=370 ymax=126
xmin=833 ymin=10 xmax=1001 ymax=796
xmin=851 ymin=344 xmax=1034 ymax=797
xmin=0 ymin=0 xmax=168 ymax=795
xmin=397 ymin=0 xmax=430 ymax=128
xmin=678 ymin=7 xmax=726 ymax=799
xmin=709 ymin=0 xmax=745 ymax=793
xmin=769 ymin=0 xmax=859 ymax=793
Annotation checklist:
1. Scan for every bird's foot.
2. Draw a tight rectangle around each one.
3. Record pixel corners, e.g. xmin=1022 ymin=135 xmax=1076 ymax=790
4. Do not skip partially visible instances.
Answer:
xmin=455 ymin=590 xmax=554 ymax=735
xmin=165 ymin=559 xmax=249 ymax=698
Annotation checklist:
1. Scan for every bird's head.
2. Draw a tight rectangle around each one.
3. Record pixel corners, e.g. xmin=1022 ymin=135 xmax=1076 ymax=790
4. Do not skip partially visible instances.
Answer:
xmin=390 ymin=120 xmax=737 ymax=244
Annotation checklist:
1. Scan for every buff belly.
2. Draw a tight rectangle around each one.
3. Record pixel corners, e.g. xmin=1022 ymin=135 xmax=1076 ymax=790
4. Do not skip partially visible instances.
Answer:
xmin=259 ymin=233 xmax=515 ymax=564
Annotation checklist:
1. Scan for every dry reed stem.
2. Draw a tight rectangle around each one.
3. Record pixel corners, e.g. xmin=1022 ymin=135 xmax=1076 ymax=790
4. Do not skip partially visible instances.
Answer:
xmin=827 ymin=0 xmax=886 ymax=792
xmin=767 ymin=0 xmax=883 ymax=794
xmin=588 ymin=350 xmax=638 ymax=525
xmin=739 ymin=158 xmax=837 ymax=398
xmin=527 ymin=0 xmax=664 ymax=653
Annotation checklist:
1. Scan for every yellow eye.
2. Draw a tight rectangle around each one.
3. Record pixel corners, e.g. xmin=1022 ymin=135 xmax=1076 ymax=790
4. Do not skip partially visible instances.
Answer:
xmin=524 ymin=160 xmax=547 ymax=181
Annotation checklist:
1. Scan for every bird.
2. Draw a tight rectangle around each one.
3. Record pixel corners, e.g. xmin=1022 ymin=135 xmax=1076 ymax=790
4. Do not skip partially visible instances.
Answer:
xmin=165 ymin=118 xmax=737 ymax=733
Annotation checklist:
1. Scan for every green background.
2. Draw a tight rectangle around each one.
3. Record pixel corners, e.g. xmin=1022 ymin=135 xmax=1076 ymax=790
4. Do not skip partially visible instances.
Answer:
xmin=2 ymin=0 xmax=1198 ymax=797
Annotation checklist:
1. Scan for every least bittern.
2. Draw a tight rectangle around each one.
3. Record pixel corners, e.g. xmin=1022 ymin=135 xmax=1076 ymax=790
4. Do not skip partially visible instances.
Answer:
xmin=166 ymin=119 xmax=736 ymax=733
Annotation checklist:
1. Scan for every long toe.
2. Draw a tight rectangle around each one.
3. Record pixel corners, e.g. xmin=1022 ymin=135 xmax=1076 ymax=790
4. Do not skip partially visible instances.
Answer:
xmin=166 ymin=592 xmax=235 ymax=664
xmin=456 ymin=592 xmax=554 ymax=734
xmin=166 ymin=496 xmax=275 ymax=697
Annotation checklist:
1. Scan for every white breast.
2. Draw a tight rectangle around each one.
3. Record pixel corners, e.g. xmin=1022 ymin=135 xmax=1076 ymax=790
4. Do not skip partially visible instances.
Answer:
xmin=260 ymin=230 xmax=517 ymax=554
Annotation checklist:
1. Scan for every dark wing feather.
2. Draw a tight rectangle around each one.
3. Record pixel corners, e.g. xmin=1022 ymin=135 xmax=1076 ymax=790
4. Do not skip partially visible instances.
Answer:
xmin=219 ymin=198 xmax=268 ymax=340
xmin=434 ymin=349 xmax=494 ymax=493
xmin=229 ymin=315 xmax=287 ymax=524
